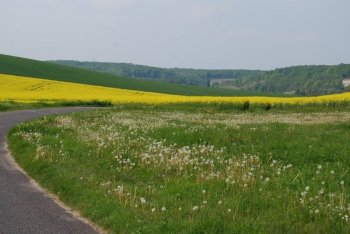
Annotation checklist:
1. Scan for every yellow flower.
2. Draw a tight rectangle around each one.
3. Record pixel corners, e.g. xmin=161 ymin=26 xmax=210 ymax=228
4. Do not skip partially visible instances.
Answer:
xmin=1 ymin=74 xmax=350 ymax=108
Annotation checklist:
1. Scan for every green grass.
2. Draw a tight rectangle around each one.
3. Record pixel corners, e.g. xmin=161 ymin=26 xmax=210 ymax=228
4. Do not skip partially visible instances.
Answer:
xmin=7 ymin=106 xmax=350 ymax=233
xmin=0 ymin=54 xmax=288 ymax=97
xmin=0 ymin=100 xmax=112 ymax=112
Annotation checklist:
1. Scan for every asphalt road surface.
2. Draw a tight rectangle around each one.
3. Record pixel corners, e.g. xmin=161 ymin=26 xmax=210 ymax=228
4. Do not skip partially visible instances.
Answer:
xmin=0 ymin=108 xmax=102 ymax=234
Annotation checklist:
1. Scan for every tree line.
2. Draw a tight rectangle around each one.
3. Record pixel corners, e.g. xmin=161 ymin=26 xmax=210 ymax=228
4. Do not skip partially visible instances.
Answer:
xmin=48 ymin=60 xmax=350 ymax=95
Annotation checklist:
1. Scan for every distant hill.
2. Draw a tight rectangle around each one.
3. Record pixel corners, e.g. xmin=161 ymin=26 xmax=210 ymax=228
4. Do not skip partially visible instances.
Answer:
xmin=48 ymin=60 xmax=262 ymax=86
xmin=0 ymin=54 xmax=286 ymax=97
xmin=49 ymin=60 xmax=350 ymax=96
xmin=230 ymin=64 xmax=350 ymax=96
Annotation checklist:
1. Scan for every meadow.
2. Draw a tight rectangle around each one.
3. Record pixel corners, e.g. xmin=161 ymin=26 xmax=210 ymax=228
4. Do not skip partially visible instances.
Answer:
xmin=7 ymin=106 xmax=350 ymax=233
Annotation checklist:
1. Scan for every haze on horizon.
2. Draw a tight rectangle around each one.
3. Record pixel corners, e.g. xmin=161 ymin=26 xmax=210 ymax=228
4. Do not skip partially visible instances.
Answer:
xmin=1 ymin=0 xmax=350 ymax=70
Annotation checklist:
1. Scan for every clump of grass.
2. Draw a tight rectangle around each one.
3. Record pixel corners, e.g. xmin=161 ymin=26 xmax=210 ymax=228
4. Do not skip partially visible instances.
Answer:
xmin=8 ymin=107 xmax=350 ymax=233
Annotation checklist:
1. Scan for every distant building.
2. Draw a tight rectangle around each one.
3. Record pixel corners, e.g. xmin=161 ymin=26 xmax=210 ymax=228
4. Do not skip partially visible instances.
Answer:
xmin=342 ymin=79 xmax=350 ymax=87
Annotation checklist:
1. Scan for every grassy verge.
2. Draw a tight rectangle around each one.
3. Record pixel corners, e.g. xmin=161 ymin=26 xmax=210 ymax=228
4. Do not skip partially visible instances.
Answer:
xmin=0 ymin=100 xmax=112 ymax=112
xmin=7 ymin=106 xmax=350 ymax=233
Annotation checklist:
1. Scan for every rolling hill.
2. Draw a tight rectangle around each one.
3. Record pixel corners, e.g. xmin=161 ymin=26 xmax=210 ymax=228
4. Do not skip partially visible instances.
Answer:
xmin=49 ymin=60 xmax=350 ymax=96
xmin=0 ymin=54 xmax=287 ymax=97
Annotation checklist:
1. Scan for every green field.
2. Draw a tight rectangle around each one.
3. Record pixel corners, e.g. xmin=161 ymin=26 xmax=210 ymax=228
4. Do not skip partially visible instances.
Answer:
xmin=0 ymin=54 xmax=288 ymax=97
xmin=7 ymin=106 xmax=350 ymax=233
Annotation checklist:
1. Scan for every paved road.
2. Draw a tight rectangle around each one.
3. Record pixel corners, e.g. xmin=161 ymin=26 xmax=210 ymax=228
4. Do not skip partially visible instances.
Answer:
xmin=0 ymin=108 xmax=102 ymax=234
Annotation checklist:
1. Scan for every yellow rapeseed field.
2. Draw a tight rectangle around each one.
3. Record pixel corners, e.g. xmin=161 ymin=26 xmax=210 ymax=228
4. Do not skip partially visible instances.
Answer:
xmin=1 ymin=74 xmax=350 ymax=108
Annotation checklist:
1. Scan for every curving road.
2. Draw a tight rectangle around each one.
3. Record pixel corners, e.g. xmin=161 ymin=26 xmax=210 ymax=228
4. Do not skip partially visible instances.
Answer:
xmin=0 ymin=108 xmax=102 ymax=234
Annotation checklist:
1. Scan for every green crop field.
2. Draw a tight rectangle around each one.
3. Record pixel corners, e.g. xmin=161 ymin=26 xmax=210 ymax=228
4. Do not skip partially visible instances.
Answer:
xmin=0 ymin=54 xmax=287 ymax=97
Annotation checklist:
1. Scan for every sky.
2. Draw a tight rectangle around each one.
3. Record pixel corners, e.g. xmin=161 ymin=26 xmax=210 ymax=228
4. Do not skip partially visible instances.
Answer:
xmin=1 ymin=0 xmax=350 ymax=70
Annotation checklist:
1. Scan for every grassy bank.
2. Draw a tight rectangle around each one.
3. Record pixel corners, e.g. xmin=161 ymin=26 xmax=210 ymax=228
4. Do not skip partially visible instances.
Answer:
xmin=7 ymin=106 xmax=350 ymax=233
